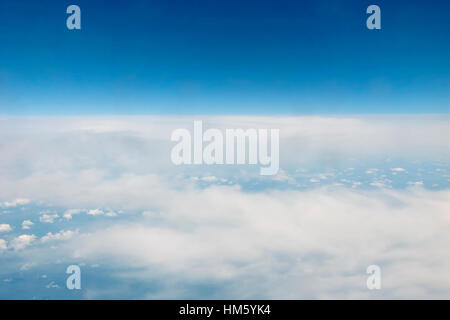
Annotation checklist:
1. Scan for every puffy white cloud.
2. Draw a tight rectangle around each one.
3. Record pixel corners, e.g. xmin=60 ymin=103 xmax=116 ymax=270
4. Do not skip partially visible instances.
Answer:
xmin=0 ymin=224 xmax=12 ymax=233
xmin=10 ymin=234 xmax=36 ymax=251
xmin=41 ymin=229 xmax=77 ymax=243
xmin=1 ymin=198 xmax=30 ymax=208
xmin=370 ymin=181 xmax=386 ymax=188
xmin=87 ymin=209 xmax=104 ymax=216
xmin=199 ymin=176 xmax=217 ymax=182
xmin=39 ymin=213 xmax=58 ymax=224
xmin=391 ymin=168 xmax=406 ymax=172
xmin=22 ymin=220 xmax=33 ymax=230
xmin=65 ymin=208 xmax=115 ymax=219
xmin=0 ymin=239 xmax=7 ymax=251
xmin=63 ymin=209 xmax=82 ymax=220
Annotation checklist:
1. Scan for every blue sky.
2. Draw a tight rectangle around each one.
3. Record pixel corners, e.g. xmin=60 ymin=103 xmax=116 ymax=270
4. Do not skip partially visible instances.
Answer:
xmin=1 ymin=1 xmax=450 ymax=300
xmin=0 ymin=0 xmax=449 ymax=114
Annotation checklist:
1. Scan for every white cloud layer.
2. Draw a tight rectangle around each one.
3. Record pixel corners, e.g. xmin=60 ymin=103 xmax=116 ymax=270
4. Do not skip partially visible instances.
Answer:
xmin=61 ymin=186 xmax=449 ymax=299
xmin=0 ymin=116 xmax=449 ymax=299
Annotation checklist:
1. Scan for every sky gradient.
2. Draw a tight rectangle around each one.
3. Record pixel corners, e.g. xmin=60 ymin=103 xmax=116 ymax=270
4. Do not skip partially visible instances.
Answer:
xmin=0 ymin=0 xmax=449 ymax=115
xmin=1 ymin=1 xmax=450 ymax=300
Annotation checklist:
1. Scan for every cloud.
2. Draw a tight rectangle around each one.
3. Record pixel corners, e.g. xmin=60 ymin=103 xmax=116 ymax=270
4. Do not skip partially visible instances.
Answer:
xmin=22 ymin=220 xmax=33 ymax=230
xmin=87 ymin=209 xmax=104 ymax=216
xmin=0 ymin=116 xmax=448 ymax=208
xmin=64 ymin=208 xmax=116 ymax=219
xmin=0 ymin=239 xmax=6 ymax=251
xmin=58 ymin=186 xmax=450 ymax=299
xmin=39 ymin=213 xmax=58 ymax=224
xmin=408 ymin=181 xmax=424 ymax=186
xmin=63 ymin=209 xmax=82 ymax=220
xmin=20 ymin=262 xmax=36 ymax=271
xmin=10 ymin=234 xmax=36 ymax=251
xmin=370 ymin=181 xmax=386 ymax=188
xmin=41 ymin=230 xmax=77 ymax=243
xmin=1 ymin=198 xmax=30 ymax=208
xmin=199 ymin=176 xmax=217 ymax=182
xmin=0 ymin=224 xmax=12 ymax=233
xmin=0 ymin=116 xmax=449 ymax=299
xmin=45 ymin=281 xmax=59 ymax=289
xmin=272 ymin=169 xmax=296 ymax=184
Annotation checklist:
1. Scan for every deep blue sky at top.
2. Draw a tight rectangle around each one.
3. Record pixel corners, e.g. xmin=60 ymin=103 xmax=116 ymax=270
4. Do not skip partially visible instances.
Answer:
xmin=0 ymin=0 xmax=448 ymax=115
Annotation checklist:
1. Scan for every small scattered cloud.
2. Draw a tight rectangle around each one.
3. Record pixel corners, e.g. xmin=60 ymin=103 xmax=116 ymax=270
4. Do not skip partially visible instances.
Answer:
xmin=272 ymin=169 xmax=295 ymax=184
xmin=39 ymin=213 xmax=59 ymax=224
xmin=0 ymin=239 xmax=7 ymax=251
xmin=22 ymin=220 xmax=33 ymax=230
xmin=200 ymin=176 xmax=217 ymax=182
xmin=391 ymin=168 xmax=406 ymax=172
xmin=10 ymin=234 xmax=36 ymax=251
xmin=87 ymin=209 xmax=104 ymax=216
xmin=1 ymin=198 xmax=30 ymax=208
xmin=41 ymin=230 xmax=77 ymax=243
xmin=20 ymin=262 xmax=36 ymax=271
xmin=370 ymin=181 xmax=386 ymax=188
xmin=63 ymin=209 xmax=83 ymax=220
xmin=408 ymin=181 xmax=424 ymax=186
xmin=0 ymin=224 xmax=12 ymax=233
xmin=45 ymin=281 xmax=59 ymax=289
